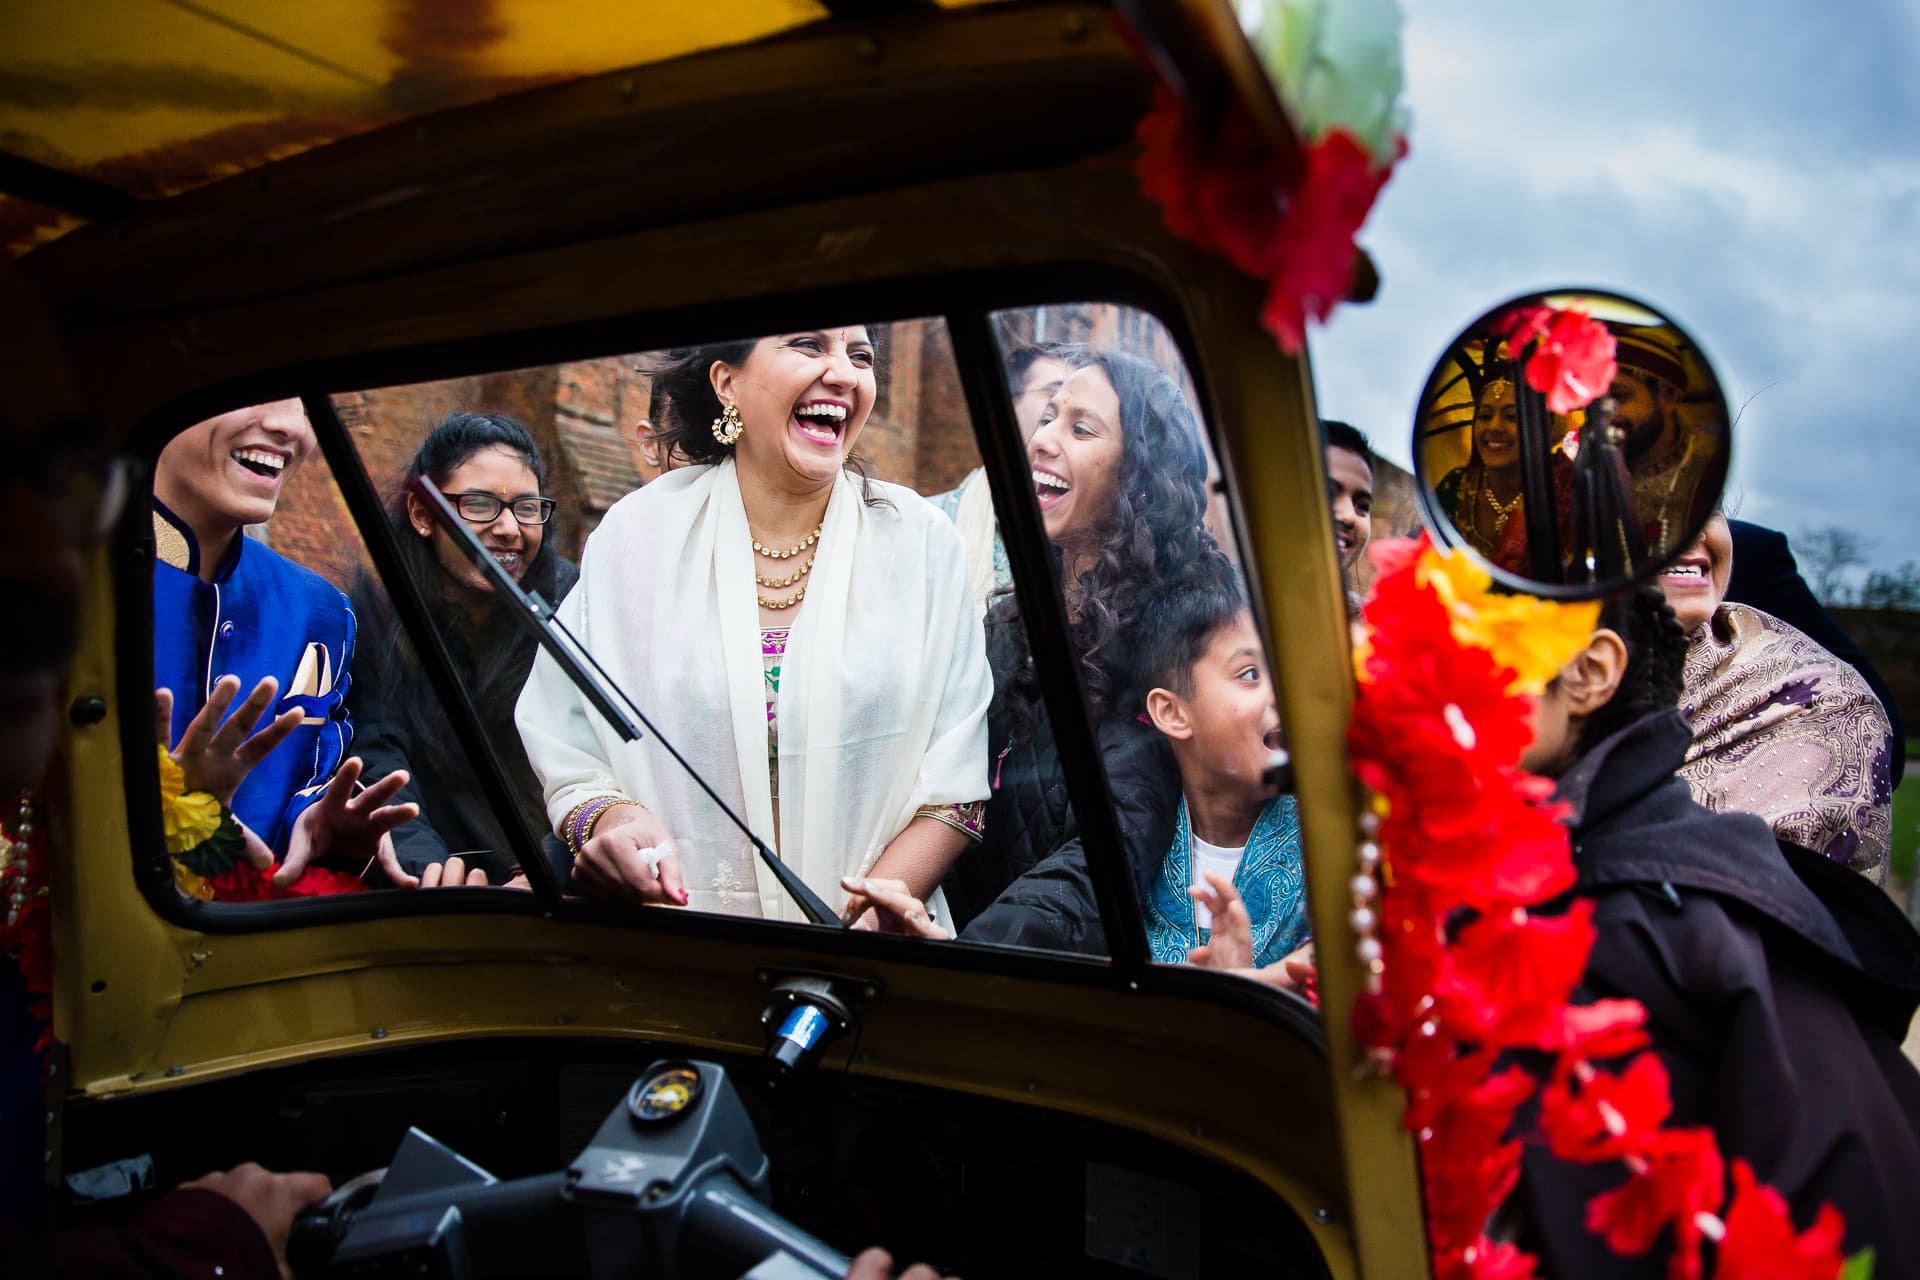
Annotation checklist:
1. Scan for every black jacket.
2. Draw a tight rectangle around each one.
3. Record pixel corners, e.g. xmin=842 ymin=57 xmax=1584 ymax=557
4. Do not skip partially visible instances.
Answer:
xmin=944 ymin=623 xmax=1182 ymax=953
xmin=1512 ymin=710 xmax=1920 ymax=1276
xmin=346 ymin=558 xmax=577 ymax=881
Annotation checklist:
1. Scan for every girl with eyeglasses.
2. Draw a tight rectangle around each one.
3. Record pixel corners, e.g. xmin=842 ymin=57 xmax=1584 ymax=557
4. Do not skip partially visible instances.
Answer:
xmin=347 ymin=412 xmax=577 ymax=887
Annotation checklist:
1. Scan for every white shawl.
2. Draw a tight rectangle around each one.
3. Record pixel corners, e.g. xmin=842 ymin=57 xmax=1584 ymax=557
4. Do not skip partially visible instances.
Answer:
xmin=515 ymin=460 xmax=991 ymax=924
xmin=951 ymin=467 xmax=1002 ymax=616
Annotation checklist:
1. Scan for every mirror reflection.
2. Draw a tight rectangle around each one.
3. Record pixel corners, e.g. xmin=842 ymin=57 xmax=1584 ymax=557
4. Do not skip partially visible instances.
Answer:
xmin=1415 ymin=291 xmax=1730 ymax=594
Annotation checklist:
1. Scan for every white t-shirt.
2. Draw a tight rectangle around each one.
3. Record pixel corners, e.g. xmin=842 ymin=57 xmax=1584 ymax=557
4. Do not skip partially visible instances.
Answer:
xmin=1190 ymin=833 xmax=1246 ymax=931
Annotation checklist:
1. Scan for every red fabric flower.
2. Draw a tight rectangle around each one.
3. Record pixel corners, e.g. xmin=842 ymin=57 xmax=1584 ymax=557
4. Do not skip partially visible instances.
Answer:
xmin=1497 ymin=305 xmax=1620 ymax=416
xmin=1260 ymin=130 xmax=1403 ymax=352
xmin=1584 ymin=1128 xmax=1725 ymax=1272
xmin=1454 ymin=1238 xmax=1541 ymax=1280
xmin=206 ymin=861 xmax=367 ymax=901
xmin=1436 ymin=903 xmax=1597 ymax=1047
xmin=1540 ymin=1052 xmax=1672 ymax=1163
xmin=1134 ymin=87 xmax=1294 ymax=277
xmin=1547 ymin=999 xmax=1651 ymax=1061
xmin=1715 ymin=1160 xmax=1847 ymax=1280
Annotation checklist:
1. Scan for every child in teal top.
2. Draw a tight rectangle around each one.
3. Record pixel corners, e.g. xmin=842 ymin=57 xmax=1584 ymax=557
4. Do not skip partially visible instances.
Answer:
xmin=1137 ymin=555 xmax=1309 ymax=969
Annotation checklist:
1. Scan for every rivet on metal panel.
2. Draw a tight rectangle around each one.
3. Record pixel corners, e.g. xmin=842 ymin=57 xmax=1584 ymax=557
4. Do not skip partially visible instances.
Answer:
xmin=69 ymin=696 xmax=107 ymax=727
xmin=370 ymin=1027 xmax=388 ymax=1040
xmin=1313 ymin=1208 xmax=1335 ymax=1225
xmin=165 ymin=1066 xmax=184 ymax=1078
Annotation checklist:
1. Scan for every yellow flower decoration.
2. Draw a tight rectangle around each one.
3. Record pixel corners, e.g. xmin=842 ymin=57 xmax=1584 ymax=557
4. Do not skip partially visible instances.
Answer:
xmin=172 ymin=858 xmax=214 ymax=900
xmin=1416 ymin=546 xmax=1601 ymax=695
xmin=157 ymin=745 xmax=223 ymax=853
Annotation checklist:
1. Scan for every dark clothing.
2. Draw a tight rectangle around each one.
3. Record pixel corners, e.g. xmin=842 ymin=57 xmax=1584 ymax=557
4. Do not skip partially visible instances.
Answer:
xmin=946 ymin=621 xmax=1182 ymax=953
xmin=959 ymin=713 xmax=1181 ymax=954
xmin=19 ymin=1188 xmax=278 ymax=1279
xmin=1725 ymin=519 xmax=1904 ymax=778
xmin=1512 ymin=710 xmax=1920 ymax=1276
xmin=346 ymin=556 xmax=577 ymax=882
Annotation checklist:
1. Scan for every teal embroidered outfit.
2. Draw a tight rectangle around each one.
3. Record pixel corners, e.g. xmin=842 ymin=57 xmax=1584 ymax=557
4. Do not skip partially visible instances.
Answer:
xmin=1145 ymin=795 xmax=1309 ymax=967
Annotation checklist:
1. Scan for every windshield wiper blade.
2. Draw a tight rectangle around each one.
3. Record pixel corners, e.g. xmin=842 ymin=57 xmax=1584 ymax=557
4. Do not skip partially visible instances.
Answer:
xmin=413 ymin=481 xmax=843 ymax=928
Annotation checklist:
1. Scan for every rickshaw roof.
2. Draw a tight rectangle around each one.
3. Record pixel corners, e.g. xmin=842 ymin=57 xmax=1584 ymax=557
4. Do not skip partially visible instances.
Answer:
xmin=0 ymin=0 xmax=1009 ymax=255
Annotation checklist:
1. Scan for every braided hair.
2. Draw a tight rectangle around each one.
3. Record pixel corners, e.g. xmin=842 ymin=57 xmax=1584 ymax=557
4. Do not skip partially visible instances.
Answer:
xmin=1575 ymin=584 xmax=1691 ymax=753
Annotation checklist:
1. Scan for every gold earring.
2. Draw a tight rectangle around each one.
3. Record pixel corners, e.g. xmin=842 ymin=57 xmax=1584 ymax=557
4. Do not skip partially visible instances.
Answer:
xmin=711 ymin=401 xmax=745 ymax=446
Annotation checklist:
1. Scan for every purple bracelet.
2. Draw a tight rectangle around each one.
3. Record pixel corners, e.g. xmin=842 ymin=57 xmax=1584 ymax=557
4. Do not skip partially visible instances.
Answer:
xmin=568 ymin=796 xmax=622 ymax=856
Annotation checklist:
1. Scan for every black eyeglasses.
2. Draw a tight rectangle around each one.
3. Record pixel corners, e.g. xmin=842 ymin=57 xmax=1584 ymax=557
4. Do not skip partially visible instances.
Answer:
xmin=441 ymin=491 xmax=556 ymax=525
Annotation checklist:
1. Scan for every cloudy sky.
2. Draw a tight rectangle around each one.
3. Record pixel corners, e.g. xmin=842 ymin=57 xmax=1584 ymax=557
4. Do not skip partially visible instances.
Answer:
xmin=1311 ymin=0 xmax=1920 ymax=583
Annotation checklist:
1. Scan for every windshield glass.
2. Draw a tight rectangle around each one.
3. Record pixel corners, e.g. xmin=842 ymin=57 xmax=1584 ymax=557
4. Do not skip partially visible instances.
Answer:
xmin=142 ymin=306 xmax=1318 ymax=998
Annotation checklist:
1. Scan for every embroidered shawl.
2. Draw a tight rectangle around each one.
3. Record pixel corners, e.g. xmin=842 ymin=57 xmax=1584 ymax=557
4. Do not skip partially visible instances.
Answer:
xmin=1145 ymin=795 xmax=1310 ymax=967
xmin=516 ymin=460 xmax=991 ymax=923
xmin=1679 ymin=602 xmax=1893 ymax=882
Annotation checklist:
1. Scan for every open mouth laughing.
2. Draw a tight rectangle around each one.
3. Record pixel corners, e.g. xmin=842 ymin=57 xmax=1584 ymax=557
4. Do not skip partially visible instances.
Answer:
xmin=231 ymin=446 xmax=288 ymax=481
xmin=790 ymin=399 xmax=849 ymax=448
xmin=1033 ymin=466 xmax=1070 ymax=509
xmin=1661 ymin=554 xmax=1713 ymax=587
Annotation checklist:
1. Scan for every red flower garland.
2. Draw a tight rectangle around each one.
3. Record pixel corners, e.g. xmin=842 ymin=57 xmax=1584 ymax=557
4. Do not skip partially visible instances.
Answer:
xmin=1348 ymin=536 xmax=1854 ymax=1280
xmin=1133 ymin=85 xmax=1402 ymax=354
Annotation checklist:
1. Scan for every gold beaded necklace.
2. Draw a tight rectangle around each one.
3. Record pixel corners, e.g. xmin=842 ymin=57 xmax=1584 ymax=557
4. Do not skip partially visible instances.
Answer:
xmin=756 ymin=550 xmax=816 ymax=591
xmin=1484 ymin=486 xmax=1523 ymax=534
xmin=758 ymin=581 xmax=810 ymax=610
xmin=751 ymin=522 xmax=822 ymax=560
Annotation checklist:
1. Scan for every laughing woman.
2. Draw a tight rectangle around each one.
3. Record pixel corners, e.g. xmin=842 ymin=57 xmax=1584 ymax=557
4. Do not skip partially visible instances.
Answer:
xmin=940 ymin=349 xmax=1215 ymax=950
xmin=515 ymin=328 xmax=991 ymax=925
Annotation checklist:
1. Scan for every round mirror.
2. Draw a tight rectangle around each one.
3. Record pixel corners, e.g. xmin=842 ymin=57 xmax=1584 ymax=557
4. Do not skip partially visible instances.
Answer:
xmin=1412 ymin=289 xmax=1731 ymax=599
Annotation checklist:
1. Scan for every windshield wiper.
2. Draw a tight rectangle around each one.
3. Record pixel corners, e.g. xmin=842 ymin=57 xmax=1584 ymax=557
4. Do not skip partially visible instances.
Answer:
xmin=413 ymin=481 xmax=842 ymax=928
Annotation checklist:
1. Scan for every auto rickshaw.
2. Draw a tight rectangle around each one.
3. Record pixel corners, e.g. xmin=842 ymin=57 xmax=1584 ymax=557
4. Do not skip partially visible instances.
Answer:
xmin=0 ymin=3 xmax=1796 ymax=1278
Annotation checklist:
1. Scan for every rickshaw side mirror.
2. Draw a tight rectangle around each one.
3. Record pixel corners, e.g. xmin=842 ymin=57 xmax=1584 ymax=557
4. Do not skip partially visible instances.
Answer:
xmin=1411 ymin=288 xmax=1732 ymax=600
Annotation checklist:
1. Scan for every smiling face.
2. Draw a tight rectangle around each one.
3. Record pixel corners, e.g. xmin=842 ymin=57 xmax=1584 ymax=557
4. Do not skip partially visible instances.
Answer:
xmin=155 ymin=398 xmax=315 ymax=538
xmin=1658 ymin=511 xmax=1732 ymax=635
xmin=1325 ymin=445 xmax=1373 ymax=573
xmin=408 ymin=445 xmax=545 ymax=592
xmin=1162 ymin=609 xmax=1283 ymax=792
xmin=1472 ymin=379 xmax=1521 ymax=472
xmin=1609 ymin=370 xmax=1677 ymax=457
xmin=714 ymin=328 xmax=877 ymax=493
xmin=1028 ymin=365 xmax=1125 ymax=554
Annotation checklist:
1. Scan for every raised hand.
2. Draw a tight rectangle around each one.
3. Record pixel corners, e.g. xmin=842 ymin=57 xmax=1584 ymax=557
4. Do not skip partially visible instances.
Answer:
xmin=1187 ymin=870 xmax=1255 ymax=969
xmin=277 ymin=757 xmax=420 ymax=888
xmin=156 ymin=675 xmax=302 ymax=806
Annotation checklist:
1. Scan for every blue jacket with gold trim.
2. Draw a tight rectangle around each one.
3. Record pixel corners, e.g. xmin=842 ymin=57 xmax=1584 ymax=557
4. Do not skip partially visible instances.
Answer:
xmin=151 ymin=502 xmax=354 ymax=853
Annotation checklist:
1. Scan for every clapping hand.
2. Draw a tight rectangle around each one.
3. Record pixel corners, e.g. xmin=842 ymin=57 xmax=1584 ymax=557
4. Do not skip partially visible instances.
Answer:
xmin=1188 ymin=871 xmax=1316 ymax=995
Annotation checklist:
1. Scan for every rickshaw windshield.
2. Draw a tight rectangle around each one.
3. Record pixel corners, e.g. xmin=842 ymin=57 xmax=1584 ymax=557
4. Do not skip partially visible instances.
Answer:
xmin=139 ymin=300 xmax=1321 ymax=1003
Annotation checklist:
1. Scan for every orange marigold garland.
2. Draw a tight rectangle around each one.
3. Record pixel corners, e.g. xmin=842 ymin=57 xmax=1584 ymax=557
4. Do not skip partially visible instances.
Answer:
xmin=1348 ymin=536 xmax=1863 ymax=1280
